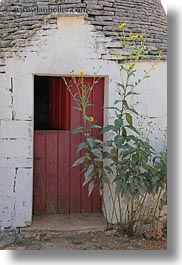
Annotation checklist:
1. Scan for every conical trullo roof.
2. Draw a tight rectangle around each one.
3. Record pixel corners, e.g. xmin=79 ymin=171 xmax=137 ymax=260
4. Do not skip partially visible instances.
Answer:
xmin=0 ymin=0 xmax=167 ymax=60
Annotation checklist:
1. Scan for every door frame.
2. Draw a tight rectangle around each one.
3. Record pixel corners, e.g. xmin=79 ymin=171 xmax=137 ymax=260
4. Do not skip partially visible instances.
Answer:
xmin=32 ymin=74 xmax=108 ymax=216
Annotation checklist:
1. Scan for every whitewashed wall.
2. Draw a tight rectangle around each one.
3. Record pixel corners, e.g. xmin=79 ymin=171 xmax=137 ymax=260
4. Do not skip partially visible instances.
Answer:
xmin=0 ymin=16 xmax=167 ymax=228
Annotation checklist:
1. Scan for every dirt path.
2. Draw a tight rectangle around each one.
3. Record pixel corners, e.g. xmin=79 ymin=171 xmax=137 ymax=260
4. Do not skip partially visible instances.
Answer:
xmin=1 ymin=230 xmax=167 ymax=250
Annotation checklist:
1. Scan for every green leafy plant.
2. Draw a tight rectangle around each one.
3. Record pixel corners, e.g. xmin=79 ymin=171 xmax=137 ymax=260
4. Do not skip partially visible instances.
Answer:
xmin=62 ymin=72 xmax=105 ymax=196
xmin=100 ymin=23 xmax=167 ymax=236
xmin=62 ymin=23 xmax=167 ymax=237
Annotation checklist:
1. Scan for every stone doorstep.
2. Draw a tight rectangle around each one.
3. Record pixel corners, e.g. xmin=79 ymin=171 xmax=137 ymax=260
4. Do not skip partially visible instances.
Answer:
xmin=20 ymin=225 xmax=106 ymax=235
xmin=20 ymin=228 xmax=106 ymax=242
xmin=20 ymin=213 xmax=107 ymax=235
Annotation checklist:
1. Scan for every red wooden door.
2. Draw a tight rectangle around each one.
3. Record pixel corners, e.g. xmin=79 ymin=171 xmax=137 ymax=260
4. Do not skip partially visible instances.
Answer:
xmin=33 ymin=77 xmax=104 ymax=215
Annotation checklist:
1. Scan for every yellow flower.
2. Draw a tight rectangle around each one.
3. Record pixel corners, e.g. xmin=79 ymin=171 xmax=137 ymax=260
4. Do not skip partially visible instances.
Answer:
xmin=130 ymin=34 xmax=139 ymax=39
xmin=90 ymin=116 xmax=95 ymax=123
xmin=118 ymin=23 xmax=126 ymax=29
xmin=78 ymin=71 xmax=85 ymax=76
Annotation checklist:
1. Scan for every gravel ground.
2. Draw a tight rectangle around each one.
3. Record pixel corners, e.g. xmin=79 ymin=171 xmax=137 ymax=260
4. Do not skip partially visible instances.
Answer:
xmin=0 ymin=229 xmax=167 ymax=250
xmin=0 ymin=230 xmax=23 ymax=249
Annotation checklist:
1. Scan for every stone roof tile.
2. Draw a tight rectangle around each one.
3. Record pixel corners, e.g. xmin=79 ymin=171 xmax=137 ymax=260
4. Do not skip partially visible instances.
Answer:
xmin=0 ymin=0 xmax=167 ymax=60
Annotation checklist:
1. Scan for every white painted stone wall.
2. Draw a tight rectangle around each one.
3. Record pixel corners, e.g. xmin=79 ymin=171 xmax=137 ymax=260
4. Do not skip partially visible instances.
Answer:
xmin=0 ymin=16 xmax=167 ymax=228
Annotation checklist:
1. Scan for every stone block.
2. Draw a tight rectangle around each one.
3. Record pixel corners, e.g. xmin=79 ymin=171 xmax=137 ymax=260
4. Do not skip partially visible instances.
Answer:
xmin=0 ymin=196 xmax=15 ymax=212
xmin=102 ymin=1 xmax=113 ymax=7
xmin=0 ymin=139 xmax=32 ymax=158
xmin=14 ymin=168 xmax=33 ymax=224
xmin=13 ymin=76 xmax=33 ymax=121
xmin=0 ymin=158 xmax=33 ymax=168
xmin=0 ymin=167 xmax=15 ymax=186
xmin=87 ymin=4 xmax=103 ymax=10
xmin=0 ymin=90 xmax=12 ymax=108
xmin=0 ymin=120 xmax=33 ymax=139
xmin=0 ymin=185 xmax=14 ymax=197
xmin=0 ymin=196 xmax=15 ymax=228
xmin=14 ymin=168 xmax=32 ymax=199
xmin=105 ymin=41 xmax=122 ymax=48
xmin=0 ymin=59 xmax=5 ymax=66
xmin=0 ymin=66 xmax=5 ymax=74
xmin=95 ymin=16 xmax=113 ymax=21
xmin=87 ymin=9 xmax=114 ymax=16
xmin=16 ymin=167 xmax=32 ymax=179
xmin=0 ymin=106 xmax=12 ymax=120
xmin=102 ymin=54 xmax=118 ymax=60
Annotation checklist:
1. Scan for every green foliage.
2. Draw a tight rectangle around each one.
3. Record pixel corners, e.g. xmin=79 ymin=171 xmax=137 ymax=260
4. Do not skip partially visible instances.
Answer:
xmin=63 ymin=23 xmax=167 ymax=237
xmin=63 ymin=73 xmax=106 ymax=197
xmin=99 ymin=24 xmax=167 ymax=236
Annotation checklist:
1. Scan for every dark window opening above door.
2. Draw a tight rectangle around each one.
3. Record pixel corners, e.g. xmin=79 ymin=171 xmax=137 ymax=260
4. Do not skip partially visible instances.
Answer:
xmin=34 ymin=76 xmax=70 ymax=130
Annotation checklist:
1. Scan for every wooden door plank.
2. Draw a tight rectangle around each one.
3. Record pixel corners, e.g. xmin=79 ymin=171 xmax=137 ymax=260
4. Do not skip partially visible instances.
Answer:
xmin=69 ymin=79 xmax=82 ymax=213
xmin=55 ymin=78 xmax=59 ymax=129
xmin=61 ymin=78 xmax=70 ymax=130
xmin=81 ymin=78 xmax=93 ymax=213
xmin=33 ymin=131 xmax=46 ymax=215
xmin=57 ymin=131 xmax=70 ymax=214
xmin=45 ymin=131 xmax=58 ymax=214
xmin=49 ymin=78 xmax=56 ymax=129
xmin=92 ymin=78 xmax=104 ymax=212
xmin=69 ymin=77 xmax=104 ymax=213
